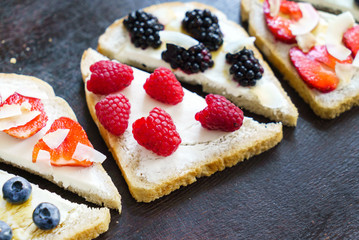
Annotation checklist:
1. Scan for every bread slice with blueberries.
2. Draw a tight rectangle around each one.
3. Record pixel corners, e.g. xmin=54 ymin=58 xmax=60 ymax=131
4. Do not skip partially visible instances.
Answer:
xmin=0 ymin=169 xmax=110 ymax=240
xmin=81 ymin=48 xmax=283 ymax=202
xmin=0 ymin=73 xmax=121 ymax=212
xmin=241 ymin=0 xmax=359 ymax=119
xmin=97 ymin=1 xmax=298 ymax=126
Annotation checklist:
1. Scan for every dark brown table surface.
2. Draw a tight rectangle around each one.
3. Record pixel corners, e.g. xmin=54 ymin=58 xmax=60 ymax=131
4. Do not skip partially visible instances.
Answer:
xmin=1 ymin=0 xmax=358 ymax=239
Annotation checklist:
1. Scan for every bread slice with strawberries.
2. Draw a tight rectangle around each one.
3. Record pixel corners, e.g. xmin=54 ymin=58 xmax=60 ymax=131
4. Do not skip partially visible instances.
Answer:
xmin=81 ymin=48 xmax=283 ymax=202
xmin=242 ymin=0 xmax=359 ymax=119
xmin=0 ymin=169 xmax=110 ymax=240
xmin=97 ymin=2 xmax=298 ymax=126
xmin=241 ymin=0 xmax=359 ymax=22
xmin=0 ymin=73 xmax=121 ymax=212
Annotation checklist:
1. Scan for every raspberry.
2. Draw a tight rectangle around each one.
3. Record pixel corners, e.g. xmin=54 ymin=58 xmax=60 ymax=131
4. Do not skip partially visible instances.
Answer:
xmin=87 ymin=60 xmax=134 ymax=95
xmin=132 ymin=107 xmax=181 ymax=156
xmin=144 ymin=67 xmax=184 ymax=105
xmin=195 ymin=94 xmax=244 ymax=132
xmin=95 ymin=94 xmax=131 ymax=136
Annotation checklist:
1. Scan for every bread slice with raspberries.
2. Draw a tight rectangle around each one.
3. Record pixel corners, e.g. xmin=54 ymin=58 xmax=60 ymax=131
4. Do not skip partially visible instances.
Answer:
xmin=241 ymin=0 xmax=359 ymax=119
xmin=0 ymin=169 xmax=110 ymax=240
xmin=97 ymin=1 xmax=298 ymax=126
xmin=0 ymin=73 xmax=122 ymax=212
xmin=81 ymin=48 xmax=283 ymax=202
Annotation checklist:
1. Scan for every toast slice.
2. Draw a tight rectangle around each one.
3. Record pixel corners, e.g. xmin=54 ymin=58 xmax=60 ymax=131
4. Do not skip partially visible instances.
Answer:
xmin=81 ymin=48 xmax=283 ymax=202
xmin=0 ymin=169 xmax=110 ymax=240
xmin=242 ymin=0 xmax=359 ymax=22
xmin=242 ymin=0 xmax=359 ymax=119
xmin=0 ymin=73 xmax=121 ymax=212
xmin=97 ymin=2 xmax=298 ymax=126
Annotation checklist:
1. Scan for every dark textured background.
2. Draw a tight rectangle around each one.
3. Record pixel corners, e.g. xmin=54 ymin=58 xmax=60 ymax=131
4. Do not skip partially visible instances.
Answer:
xmin=0 ymin=0 xmax=358 ymax=239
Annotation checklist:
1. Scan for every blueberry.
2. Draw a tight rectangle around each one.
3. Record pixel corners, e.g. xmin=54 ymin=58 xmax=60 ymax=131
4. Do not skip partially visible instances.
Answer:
xmin=2 ymin=176 xmax=32 ymax=204
xmin=33 ymin=202 xmax=60 ymax=230
xmin=0 ymin=221 xmax=12 ymax=240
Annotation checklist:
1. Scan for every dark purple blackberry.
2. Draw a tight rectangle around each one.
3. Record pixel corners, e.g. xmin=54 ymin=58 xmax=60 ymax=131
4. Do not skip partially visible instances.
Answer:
xmin=226 ymin=47 xmax=264 ymax=87
xmin=182 ymin=9 xmax=223 ymax=51
xmin=123 ymin=10 xmax=164 ymax=49
xmin=162 ymin=43 xmax=214 ymax=74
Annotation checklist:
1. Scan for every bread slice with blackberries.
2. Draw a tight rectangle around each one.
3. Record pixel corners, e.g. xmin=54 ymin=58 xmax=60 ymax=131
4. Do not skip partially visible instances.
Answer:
xmin=97 ymin=2 xmax=298 ymax=126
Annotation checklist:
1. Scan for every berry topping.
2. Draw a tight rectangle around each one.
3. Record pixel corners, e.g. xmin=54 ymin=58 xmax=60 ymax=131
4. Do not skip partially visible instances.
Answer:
xmin=0 ymin=221 xmax=12 ymax=240
xmin=144 ymin=67 xmax=184 ymax=104
xmin=226 ymin=47 xmax=264 ymax=86
xmin=2 ymin=176 xmax=32 ymax=204
xmin=343 ymin=25 xmax=359 ymax=58
xmin=33 ymin=202 xmax=60 ymax=230
xmin=95 ymin=94 xmax=131 ymax=136
xmin=195 ymin=94 xmax=244 ymax=132
xmin=0 ymin=93 xmax=47 ymax=139
xmin=182 ymin=9 xmax=223 ymax=51
xmin=289 ymin=45 xmax=352 ymax=92
xmin=32 ymin=117 xmax=94 ymax=167
xmin=87 ymin=60 xmax=134 ymax=95
xmin=123 ymin=10 xmax=164 ymax=49
xmin=132 ymin=107 xmax=181 ymax=156
xmin=263 ymin=0 xmax=302 ymax=43
xmin=162 ymin=43 xmax=214 ymax=74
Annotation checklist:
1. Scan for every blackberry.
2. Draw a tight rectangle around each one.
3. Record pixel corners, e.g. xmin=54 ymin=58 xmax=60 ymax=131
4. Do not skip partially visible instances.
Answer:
xmin=162 ymin=43 xmax=214 ymax=74
xmin=123 ymin=10 xmax=164 ymax=49
xmin=182 ymin=9 xmax=223 ymax=51
xmin=226 ymin=47 xmax=264 ymax=87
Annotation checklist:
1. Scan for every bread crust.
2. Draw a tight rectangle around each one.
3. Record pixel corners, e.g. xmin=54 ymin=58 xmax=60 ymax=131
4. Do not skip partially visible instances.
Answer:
xmin=0 ymin=74 xmax=122 ymax=212
xmin=97 ymin=1 xmax=298 ymax=126
xmin=81 ymin=48 xmax=283 ymax=202
xmin=242 ymin=0 xmax=359 ymax=119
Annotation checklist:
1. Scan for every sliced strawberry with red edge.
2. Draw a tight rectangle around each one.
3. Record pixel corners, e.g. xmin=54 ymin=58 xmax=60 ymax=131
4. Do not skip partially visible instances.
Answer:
xmin=0 ymin=93 xmax=48 ymax=139
xmin=32 ymin=117 xmax=93 ymax=167
xmin=263 ymin=0 xmax=302 ymax=44
xmin=289 ymin=45 xmax=352 ymax=93
xmin=343 ymin=25 xmax=359 ymax=58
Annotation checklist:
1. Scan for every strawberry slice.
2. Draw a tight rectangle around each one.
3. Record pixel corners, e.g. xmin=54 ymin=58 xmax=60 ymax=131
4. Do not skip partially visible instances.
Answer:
xmin=0 ymin=93 xmax=47 ymax=139
xmin=289 ymin=45 xmax=352 ymax=92
xmin=343 ymin=25 xmax=359 ymax=58
xmin=263 ymin=0 xmax=302 ymax=44
xmin=32 ymin=117 xmax=93 ymax=167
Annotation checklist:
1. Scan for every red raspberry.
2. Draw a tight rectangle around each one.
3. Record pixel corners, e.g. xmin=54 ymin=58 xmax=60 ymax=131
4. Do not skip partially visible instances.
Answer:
xmin=132 ymin=107 xmax=181 ymax=156
xmin=143 ymin=67 xmax=184 ymax=105
xmin=195 ymin=94 xmax=244 ymax=132
xmin=95 ymin=94 xmax=131 ymax=136
xmin=87 ymin=60 xmax=134 ymax=94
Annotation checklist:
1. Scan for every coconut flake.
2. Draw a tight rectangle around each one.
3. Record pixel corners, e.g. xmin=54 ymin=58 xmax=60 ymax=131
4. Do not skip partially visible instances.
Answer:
xmin=36 ymin=150 xmax=53 ymax=173
xmin=0 ymin=110 xmax=40 ymax=131
xmin=269 ymin=0 xmax=281 ymax=17
xmin=72 ymin=143 xmax=106 ymax=163
xmin=353 ymin=54 xmax=359 ymax=67
xmin=159 ymin=31 xmax=199 ymax=49
xmin=296 ymin=33 xmax=316 ymax=52
xmin=0 ymin=89 xmax=15 ymax=103
xmin=0 ymin=104 xmax=22 ymax=119
xmin=326 ymin=12 xmax=355 ymax=60
xmin=16 ymin=88 xmax=49 ymax=99
xmin=336 ymin=63 xmax=356 ymax=87
xmin=42 ymin=129 xmax=70 ymax=149
xmin=226 ymin=37 xmax=256 ymax=53
xmin=290 ymin=3 xmax=319 ymax=36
